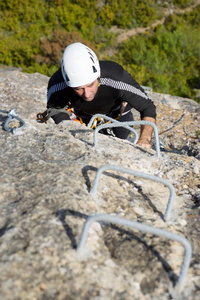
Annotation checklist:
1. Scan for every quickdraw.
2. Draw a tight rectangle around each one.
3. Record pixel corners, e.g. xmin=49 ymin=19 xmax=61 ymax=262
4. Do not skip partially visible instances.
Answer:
xmin=36 ymin=110 xmax=51 ymax=124
xmin=90 ymin=102 xmax=129 ymax=129
xmin=90 ymin=117 xmax=108 ymax=129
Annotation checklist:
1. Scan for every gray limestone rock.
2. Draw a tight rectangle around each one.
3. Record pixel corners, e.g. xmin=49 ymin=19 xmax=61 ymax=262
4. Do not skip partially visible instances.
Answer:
xmin=0 ymin=69 xmax=200 ymax=300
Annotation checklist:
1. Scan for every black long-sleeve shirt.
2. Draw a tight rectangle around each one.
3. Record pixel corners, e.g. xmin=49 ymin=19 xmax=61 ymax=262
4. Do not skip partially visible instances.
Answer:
xmin=47 ymin=60 xmax=156 ymax=121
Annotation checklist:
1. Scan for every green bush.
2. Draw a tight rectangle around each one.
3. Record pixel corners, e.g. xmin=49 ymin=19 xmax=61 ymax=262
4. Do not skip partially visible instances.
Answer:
xmin=0 ymin=0 xmax=199 ymax=100
xmin=114 ymin=7 xmax=200 ymax=99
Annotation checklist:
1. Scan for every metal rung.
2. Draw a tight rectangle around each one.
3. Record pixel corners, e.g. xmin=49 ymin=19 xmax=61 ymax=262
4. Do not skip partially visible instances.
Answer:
xmin=77 ymin=214 xmax=192 ymax=290
xmin=87 ymin=114 xmax=139 ymax=143
xmin=90 ymin=165 xmax=175 ymax=221
xmin=92 ymin=120 xmax=161 ymax=157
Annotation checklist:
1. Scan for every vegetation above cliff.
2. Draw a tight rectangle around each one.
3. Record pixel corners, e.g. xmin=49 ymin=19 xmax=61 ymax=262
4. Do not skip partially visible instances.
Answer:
xmin=0 ymin=0 xmax=199 ymax=101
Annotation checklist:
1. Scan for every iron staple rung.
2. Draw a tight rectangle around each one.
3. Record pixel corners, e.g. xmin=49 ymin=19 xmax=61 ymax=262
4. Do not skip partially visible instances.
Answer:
xmin=90 ymin=165 xmax=175 ymax=221
xmin=87 ymin=113 xmax=138 ymax=144
xmin=77 ymin=213 xmax=192 ymax=290
xmin=87 ymin=114 xmax=160 ymax=157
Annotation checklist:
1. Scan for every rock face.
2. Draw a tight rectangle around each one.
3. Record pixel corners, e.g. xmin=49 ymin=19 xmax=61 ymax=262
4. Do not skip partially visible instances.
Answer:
xmin=0 ymin=69 xmax=200 ymax=300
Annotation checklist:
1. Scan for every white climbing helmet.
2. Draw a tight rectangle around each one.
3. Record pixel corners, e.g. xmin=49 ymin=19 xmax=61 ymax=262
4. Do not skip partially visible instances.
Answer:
xmin=61 ymin=42 xmax=100 ymax=88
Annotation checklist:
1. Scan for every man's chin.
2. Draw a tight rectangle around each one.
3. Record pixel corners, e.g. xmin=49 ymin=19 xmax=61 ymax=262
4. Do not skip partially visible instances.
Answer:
xmin=83 ymin=97 xmax=94 ymax=102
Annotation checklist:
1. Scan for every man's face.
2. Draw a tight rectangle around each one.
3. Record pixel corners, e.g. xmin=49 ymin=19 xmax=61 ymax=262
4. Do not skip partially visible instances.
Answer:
xmin=73 ymin=79 xmax=99 ymax=102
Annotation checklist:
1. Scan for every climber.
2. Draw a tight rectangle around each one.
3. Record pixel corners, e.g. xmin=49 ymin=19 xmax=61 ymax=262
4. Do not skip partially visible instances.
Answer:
xmin=45 ymin=42 xmax=156 ymax=148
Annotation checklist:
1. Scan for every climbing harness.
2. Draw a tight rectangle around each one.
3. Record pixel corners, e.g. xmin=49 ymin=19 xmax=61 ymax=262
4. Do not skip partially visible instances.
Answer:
xmin=0 ymin=109 xmax=25 ymax=134
xmin=37 ymin=102 xmax=128 ymax=131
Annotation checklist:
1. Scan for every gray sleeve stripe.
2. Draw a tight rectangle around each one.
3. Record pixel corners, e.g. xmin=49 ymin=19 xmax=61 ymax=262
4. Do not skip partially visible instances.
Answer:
xmin=100 ymin=77 xmax=152 ymax=102
xmin=47 ymin=81 xmax=67 ymax=102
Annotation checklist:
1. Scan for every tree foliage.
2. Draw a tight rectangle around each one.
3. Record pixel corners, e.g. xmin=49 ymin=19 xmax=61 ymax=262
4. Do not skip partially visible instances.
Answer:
xmin=114 ymin=6 xmax=200 ymax=100
xmin=0 ymin=0 xmax=199 ymax=100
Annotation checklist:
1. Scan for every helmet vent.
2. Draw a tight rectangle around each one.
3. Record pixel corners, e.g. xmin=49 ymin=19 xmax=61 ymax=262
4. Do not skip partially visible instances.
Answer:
xmin=92 ymin=66 xmax=97 ymax=73
xmin=61 ymin=63 xmax=69 ymax=82
xmin=89 ymin=55 xmax=95 ymax=64
xmin=65 ymin=73 xmax=69 ymax=81
xmin=64 ymin=69 xmax=69 ymax=81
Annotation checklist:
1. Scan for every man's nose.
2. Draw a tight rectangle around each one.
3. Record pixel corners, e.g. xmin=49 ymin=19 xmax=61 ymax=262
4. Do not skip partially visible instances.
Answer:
xmin=83 ymin=88 xmax=90 ymax=97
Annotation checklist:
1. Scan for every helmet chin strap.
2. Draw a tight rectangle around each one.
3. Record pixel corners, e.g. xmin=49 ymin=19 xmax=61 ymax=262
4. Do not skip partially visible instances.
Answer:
xmin=98 ymin=77 xmax=101 ymax=87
